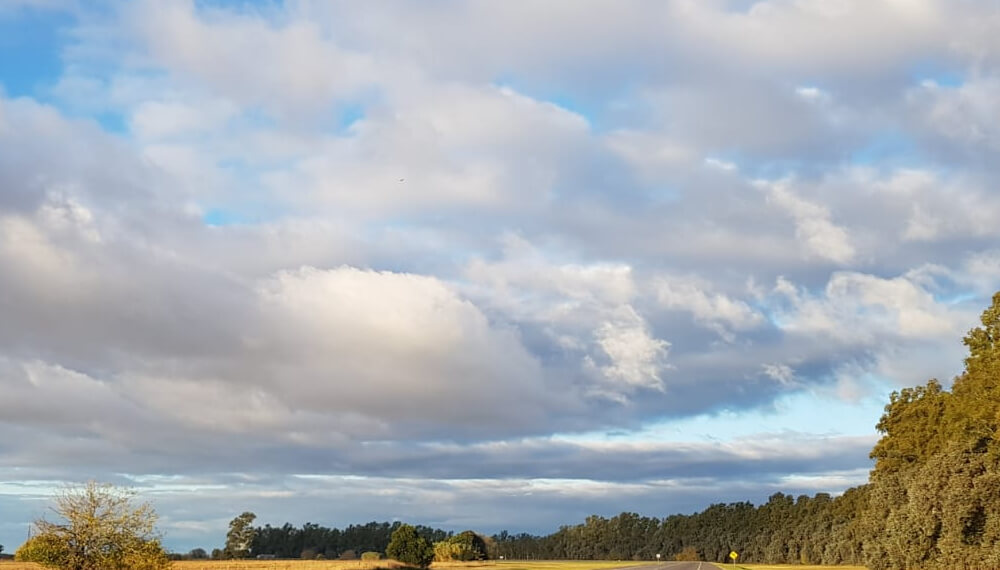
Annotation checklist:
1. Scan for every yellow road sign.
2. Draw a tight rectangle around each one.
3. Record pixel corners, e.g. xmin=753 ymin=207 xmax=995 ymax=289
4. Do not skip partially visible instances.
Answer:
xmin=729 ymin=551 xmax=738 ymax=560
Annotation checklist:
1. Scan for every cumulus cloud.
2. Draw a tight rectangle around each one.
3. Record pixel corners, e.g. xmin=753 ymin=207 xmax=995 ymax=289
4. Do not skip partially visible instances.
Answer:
xmin=247 ymin=266 xmax=549 ymax=434
xmin=584 ymin=306 xmax=670 ymax=398
xmin=127 ymin=0 xmax=382 ymax=121
xmin=771 ymin=271 xmax=962 ymax=342
xmin=465 ymin=235 xmax=671 ymax=400
xmin=763 ymin=180 xmax=856 ymax=264
xmin=655 ymin=275 xmax=764 ymax=340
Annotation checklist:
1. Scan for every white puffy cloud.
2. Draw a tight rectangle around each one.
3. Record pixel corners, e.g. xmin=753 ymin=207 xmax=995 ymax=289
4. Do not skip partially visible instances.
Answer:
xmin=257 ymin=82 xmax=589 ymax=218
xmin=772 ymin=271 xmax=962 ymax=342
xmin=761 ymin=363 xmax=796 ymax=386
xmin=655 ymin=275 xmax=764 ymax=340
xmin=762 ymin=179 xmax=856 ymax=264
xmin=126 ymin=0 xmax=382 ymax=121
xmin=763 ymin=268 xmax=975 ymax=397
xmin=584 ymin=306 xmax=670 ymax=398
xmin=912 ymin=78 xmax=1000 ymax=151
xmin=856 ymin=167 xmax=1000 ymax=243
xmin=465 ymin=235 xmax=670 ymax=400
xmin=247 ymin=266 xmax=548 ymax=430
xmin=129 ymin=99 xmax=239 ymax=140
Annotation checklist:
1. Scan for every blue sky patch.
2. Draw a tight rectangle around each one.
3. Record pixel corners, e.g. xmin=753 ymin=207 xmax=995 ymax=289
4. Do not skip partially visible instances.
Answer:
xmin=0 ymin=8 xmax=71 ymax=98
xmin=909 ymin=59 xmax=965 ymax=88
xmin=337 ymin=102 xmax=365 ymax=132
xmin=851 ymin=130 xmax=919 ymax=167
xmin=493 ymin=76 xmax=600 ymax=129
xmin=202 ymin=207 xmax=247 ymax=227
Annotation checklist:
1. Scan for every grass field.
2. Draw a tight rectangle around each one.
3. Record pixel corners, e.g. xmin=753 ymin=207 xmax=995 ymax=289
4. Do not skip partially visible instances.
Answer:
xmin=716 ymin=563 xmax=866 ymax=570
xmin=486 ymin=562 xmax=649 ymax=570
xmin=0 ymin=561 xmax=659 ymax=570
xmin=0 ymin=561 xmax=866 ymax=570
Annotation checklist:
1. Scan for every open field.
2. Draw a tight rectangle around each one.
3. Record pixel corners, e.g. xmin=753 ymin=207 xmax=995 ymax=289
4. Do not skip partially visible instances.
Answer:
xmin=0 ymin=561 xmax=657 ymax=570
xmin=420 ymin=562 xmax=644 ymax=570
xmin=486 ymin=561 xmax=651 ymax=570
xmin=0 ymin=561 xmax=870 ymax=570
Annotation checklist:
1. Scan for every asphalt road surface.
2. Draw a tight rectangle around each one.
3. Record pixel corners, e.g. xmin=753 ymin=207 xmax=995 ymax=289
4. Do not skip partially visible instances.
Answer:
xmin=618 ymin=563 xmax=711 ymax=570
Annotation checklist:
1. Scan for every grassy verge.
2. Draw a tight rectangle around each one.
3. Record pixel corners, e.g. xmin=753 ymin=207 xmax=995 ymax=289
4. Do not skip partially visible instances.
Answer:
xmin=0 ymin=561 xmax=869 ymax=570
xmin=707 ymin=565 xmax=868 ymax=570
xmin=0 ymin=560 xmax=658 ymax=570
xmin=491 ymin=562 xmax=649 ymax=570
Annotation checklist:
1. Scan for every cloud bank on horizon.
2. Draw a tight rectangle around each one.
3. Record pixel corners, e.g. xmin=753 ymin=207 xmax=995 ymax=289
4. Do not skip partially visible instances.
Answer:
xmin=1 ymin=0 xmax=999 ymax=552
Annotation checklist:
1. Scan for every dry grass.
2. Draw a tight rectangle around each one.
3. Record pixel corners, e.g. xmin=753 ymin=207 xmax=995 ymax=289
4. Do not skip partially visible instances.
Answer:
xmin=0 ymin=558 xmax=650 ymax=570
xmin=709 ymin=565 xmax=868 ymax=570
xmin=172 ymin=561 xmax=436 ymax=570
xmin=489 ymin=562 xmax=648 ymax=570
xmin=169 ymin=562 xmax=644 ymax=570
xmin=0 ymin=561 xmax=385 ymax=570
xmin=0 ymin=562 xmax=869 ymax=570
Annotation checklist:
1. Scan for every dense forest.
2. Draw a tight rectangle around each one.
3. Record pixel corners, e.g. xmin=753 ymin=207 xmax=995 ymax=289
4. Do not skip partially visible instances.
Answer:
xmin=247 ymin=293 xmax=1000 ymax=569
xmin=249 ymin=521 xmax=451 ymax=560
xmin=490 ymin=491 xmax=868 ymax=564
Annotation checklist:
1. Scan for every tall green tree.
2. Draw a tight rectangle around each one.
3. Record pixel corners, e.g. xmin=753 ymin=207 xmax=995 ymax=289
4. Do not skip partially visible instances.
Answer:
xmin=224 ymin=512 xmax=257 ymax=559
xmin=861 ymin=291 xmax=1000 ymax=570
xmin=446 ymin=530 xmax=488 ymax=561
xmin=870 ymin=379 xmax=950 ymax=475
xmin=386 ymin=524 xmax=434 ymax=568
xmin=951 ymin=291 xmax=1000 ymax=442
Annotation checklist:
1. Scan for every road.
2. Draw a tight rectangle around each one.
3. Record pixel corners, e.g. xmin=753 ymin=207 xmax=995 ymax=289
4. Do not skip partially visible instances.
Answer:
xmin=618 ymin=563 xmax=712 ymax=570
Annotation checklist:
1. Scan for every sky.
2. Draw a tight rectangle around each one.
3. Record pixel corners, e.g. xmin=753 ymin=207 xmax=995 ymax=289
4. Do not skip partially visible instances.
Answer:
xmin=1 ymin=0 xmax=1000 ymax=554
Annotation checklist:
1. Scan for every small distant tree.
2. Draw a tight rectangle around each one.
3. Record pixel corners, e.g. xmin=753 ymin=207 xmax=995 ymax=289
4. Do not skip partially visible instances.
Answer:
xmin=361 ymin=551 xmax=381 ymax=561
xmin=386 ymin=524 xmax=434 ymax=568
xmin=224 ymin=512 xmax=257 ymax=559
xmin=15 ymin=481 xmax=170 ymax=570
xmin=210 ymin=548 xmax=223 ymax=560
xmin=188 ymin=548 xmax=208 ymax=560
xmin=434 ymin=531 xmax=489 ymax=561
xmin=434 ymin=541 xmax=462 ymax=562
xmin=450 ymin=530 xmax=489 ymax=560
xmin=339 ymin=549 xmax=357 ymax=560
xmin=675 ymin=546 xmax=699 ymax=561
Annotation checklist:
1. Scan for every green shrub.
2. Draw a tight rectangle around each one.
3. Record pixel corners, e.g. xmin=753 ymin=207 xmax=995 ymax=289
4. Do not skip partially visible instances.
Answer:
xmin=386 ymin=524 xmax=434 ymax=568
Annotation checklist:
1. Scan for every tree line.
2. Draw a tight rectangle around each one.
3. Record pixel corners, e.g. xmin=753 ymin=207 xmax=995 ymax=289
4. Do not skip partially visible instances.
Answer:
xmin=489 ymin=491 xmax=867 ymax=564
xmin=246 ymin=519 xmax=451 ymax=560
xmin=860 ymin=291 xmax=1000 ymax=570
xmin=231 ymin=490 xmax=866 ymax=564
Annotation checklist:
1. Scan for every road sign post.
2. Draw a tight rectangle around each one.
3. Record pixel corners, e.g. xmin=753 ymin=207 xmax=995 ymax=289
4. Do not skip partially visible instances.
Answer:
xmin=729 ymin=551 xmax=738 ymax=567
